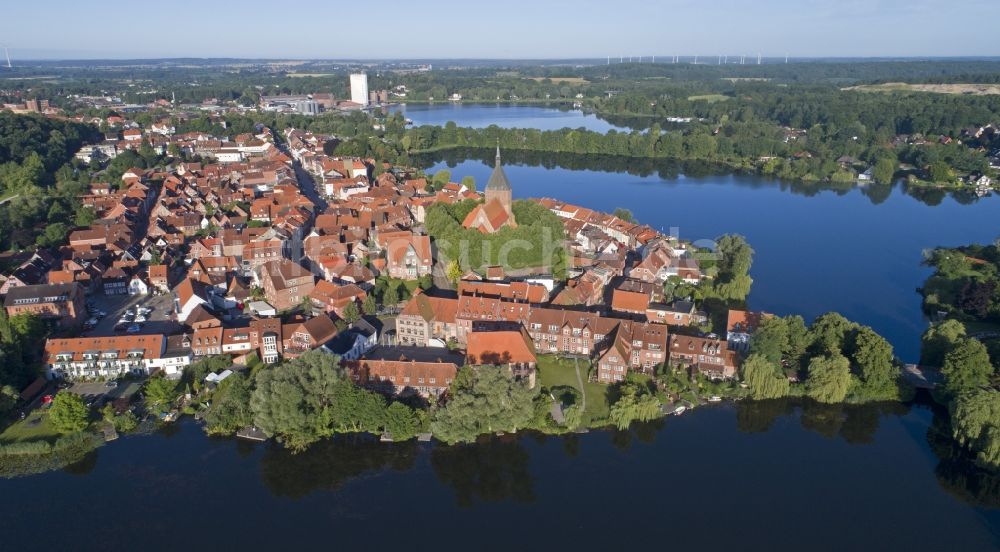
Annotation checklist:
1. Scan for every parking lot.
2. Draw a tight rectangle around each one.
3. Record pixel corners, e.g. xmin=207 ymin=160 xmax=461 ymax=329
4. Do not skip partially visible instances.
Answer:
xmin=68 ymin=380 xmax=143 ymax=408
xmin=83 ymin=293 xmax=180 ymax=338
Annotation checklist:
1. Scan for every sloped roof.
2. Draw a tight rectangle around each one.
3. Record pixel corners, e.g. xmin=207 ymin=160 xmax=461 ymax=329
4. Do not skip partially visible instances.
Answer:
xmin=485 ymin=147 xmax=511 ymax=192
xmin=467 ymin=327 xmax=536 ymax=366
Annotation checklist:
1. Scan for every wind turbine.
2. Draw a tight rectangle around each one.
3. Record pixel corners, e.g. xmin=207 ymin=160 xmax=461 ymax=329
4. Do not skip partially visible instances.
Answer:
xmin=1 ymin=45 xmax=10 ymax=69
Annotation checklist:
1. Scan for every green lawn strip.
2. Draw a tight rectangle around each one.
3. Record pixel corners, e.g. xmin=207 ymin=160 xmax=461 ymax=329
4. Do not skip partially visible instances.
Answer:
xmin=0 ymin=411 xmax=61 ymax=444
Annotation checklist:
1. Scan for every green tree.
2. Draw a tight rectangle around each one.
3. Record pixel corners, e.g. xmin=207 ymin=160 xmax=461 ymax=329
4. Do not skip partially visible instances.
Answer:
xmin=431 ymin=169 xmax=451 ymax=191
xmin=204 ymin=373 xmax=254 ymax=435
xmin=383 ymin=283 xmax=400 ymax=306
xmin=430 ymin=367 xmax=537 ymax=444
xmin=362 ymin=295 xmax=377 ymax=316
xmin=809 ymin=312 xmax=857 ymax=356
xmin=750 ymin=317 xmax=789 ymax=364
xmin=941 ymin=338 xmax=994 ymax=396
xmin=929 ymin=161 xmax=954 ymax=183
xmin=112 ymin=411 xmax=138 ymax=433
xmin=613 ymin=207 xmax=634 ymax=222
xmin=342 ymin=301 xmax=360 ymax=324
xmin=144 ymin=377 xmax=180 ymax=414
xmin=741 ymin=354 xmax=790 ymax=400
xmin=383 ymin=401 xmax=420 ymax=441
xmin=608 ymin=382 xmax=661 ymax=430
xmin=251 ymin=350 xmax=348 ymax=450
xmin=711 ymin=234 xmax=754 ymax=301
xmin=49 ymin=391 xmax=90 ymax=433
xmin=873 ymin=156 xmax=896 ymax=185
xmin=0 ymin=385 xmax=18 ymax=414
xmin=806 ymin=354 xmax=852 ymax=403
xmin=950 ymin=388 xmax=1000 ymax=468
xmin=461 ymin=175 xmax=476 ymax=193
xmin=921 ymin=319 xmax=967 ymax=367
xmin=35 ymin=222 xmax=68 ymax=248
xmin=850 ymin=326 xmax=899 ymax=393
xmin=446 ymin=260 xmax=463 ymax=285
xmin=562 ymin=403 xmax=583 ymax=430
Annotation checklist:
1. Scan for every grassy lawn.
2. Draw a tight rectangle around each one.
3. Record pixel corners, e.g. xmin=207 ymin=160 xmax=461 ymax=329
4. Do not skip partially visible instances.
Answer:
xmin=536 ymin=355 xmax=610 ymax=425
xmin=0 ymin=411 xmax=61 ymax=444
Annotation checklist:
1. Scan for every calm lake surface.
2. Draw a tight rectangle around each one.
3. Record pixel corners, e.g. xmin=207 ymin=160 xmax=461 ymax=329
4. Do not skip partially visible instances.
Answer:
xmin=2 ymin=401 xmax=999 ymax=552
xmin=388 ymin=103 xmax=633 ymax=132
xmin=427 ymin=152 xmax=1000 ymax=363
xmin=5 ymin=111 xmax=1000 ymax=551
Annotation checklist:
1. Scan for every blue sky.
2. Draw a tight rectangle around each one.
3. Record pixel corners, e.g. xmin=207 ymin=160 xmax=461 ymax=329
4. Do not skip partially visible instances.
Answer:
xmin=2 ymin=0 xmax=997 ymax=59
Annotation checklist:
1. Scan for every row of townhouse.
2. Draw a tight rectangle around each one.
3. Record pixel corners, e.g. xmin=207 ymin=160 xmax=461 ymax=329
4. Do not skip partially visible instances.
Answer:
xmin=43 ymin=334 xmax=192 ymax=380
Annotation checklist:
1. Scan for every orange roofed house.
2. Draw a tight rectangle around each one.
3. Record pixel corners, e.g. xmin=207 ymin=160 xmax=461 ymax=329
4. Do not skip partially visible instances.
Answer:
xmin=385 ymin=234 xmax=433 ymax=280
xmin=347 ymin=355 xmax=460 ymax=399
xmin=462 ymin=148 xmax=517 ymax=234
xmin=466 ymin=326 xmax=537 ymax=387
xmin=726 ymin=309 xmax=772 ymax=353
xmin=396 ymin=292 xmax=459 ymax=346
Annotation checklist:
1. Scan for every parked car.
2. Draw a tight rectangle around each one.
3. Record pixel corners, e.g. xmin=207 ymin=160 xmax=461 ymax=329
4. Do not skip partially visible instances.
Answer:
xmin=106 ymin=381 xmax=118 ymax=388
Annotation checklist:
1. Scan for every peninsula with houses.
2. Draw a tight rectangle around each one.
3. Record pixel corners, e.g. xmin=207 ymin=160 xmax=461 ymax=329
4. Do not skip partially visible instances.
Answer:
xmin=0 ymin=82 xmax=951 ymax=466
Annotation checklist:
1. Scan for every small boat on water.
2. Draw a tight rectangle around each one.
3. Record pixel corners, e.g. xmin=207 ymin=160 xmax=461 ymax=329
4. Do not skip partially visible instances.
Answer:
xmin=673 ymin=405 xmax=687 ymax=416
xmin=707 ymin=396 xmax=722 ymax=403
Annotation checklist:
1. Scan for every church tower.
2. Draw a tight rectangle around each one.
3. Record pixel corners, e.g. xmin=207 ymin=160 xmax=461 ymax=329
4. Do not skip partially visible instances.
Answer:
xmin=484 ymin=146 xmax=513 ymax=220
xmin=462 ymin=146 xmax=517 ymax=233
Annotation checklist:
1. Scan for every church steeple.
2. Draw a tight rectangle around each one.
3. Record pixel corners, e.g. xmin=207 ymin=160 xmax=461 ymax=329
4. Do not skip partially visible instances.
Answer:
xmin=486 ymin=146 xmax=511 ymax=192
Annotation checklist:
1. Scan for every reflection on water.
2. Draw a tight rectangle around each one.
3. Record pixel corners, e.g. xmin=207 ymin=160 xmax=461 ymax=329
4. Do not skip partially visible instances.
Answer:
xmin=413 ymin=147 xmax=988 ymax=207
xmin=927 ymin=406 xmax=1000 ymax=509
xmin=259 ymin=434 xmax=418 ymax=499
xmin=735 ymin=397 xmax=910 ymax=442
xmin=430 ymin=435 xmax=535 ymax=507
xmin=176 ymin=397 xmax=1000 ymax=512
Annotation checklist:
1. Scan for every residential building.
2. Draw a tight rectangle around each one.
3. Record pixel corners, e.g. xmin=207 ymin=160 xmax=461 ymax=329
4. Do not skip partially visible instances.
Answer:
xmin=726 ymin=309 xmax=771 ymax=353
xmin=385 ymin=234 xmax=433 ymax=280
xmin=669 ymin=334 xmax=738 ymax=380
xmin=44 ymin=334 xmax=191 ymax=380
xmin=466 ymin=327 xmax=537 ymax=387
xmin=396 ymin=292 xmax=459 ymax=346
xmin=4 ymin=283 xmax=86 ymax=328
xmin=347 ymin=353 xmax=460 ymax=399
xmin=259 ymin=259 xmax=316 ymax=311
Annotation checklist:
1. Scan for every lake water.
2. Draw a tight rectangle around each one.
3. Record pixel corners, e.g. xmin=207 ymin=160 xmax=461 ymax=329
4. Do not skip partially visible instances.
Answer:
xmin=2 ymin=401 xmax=998 ymax=551
xmin=5 ymin=112 xmax=1000 ymax=550
xmin=426 ymin=151 xmax=1000 ymax=363
xmin=388 ymin=103 xmax=633 ymax=133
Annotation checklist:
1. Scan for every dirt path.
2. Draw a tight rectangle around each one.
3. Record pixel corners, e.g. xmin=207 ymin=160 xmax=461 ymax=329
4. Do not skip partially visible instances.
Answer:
xmin=574 ymin=357 xmax=587 ymax=412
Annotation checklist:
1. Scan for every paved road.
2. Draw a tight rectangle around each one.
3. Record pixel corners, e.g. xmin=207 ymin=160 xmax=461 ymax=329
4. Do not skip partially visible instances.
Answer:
xmin=292 ymin=162 xmax=328 ymax=212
